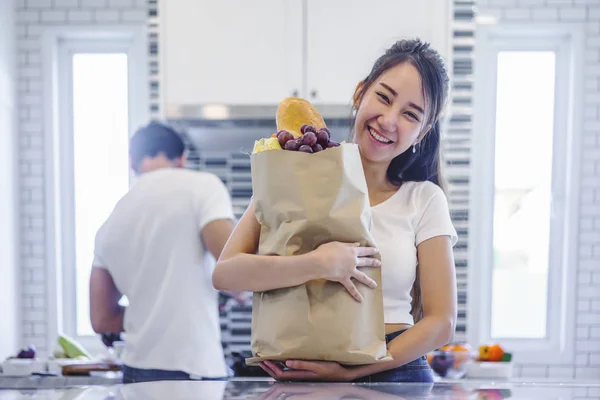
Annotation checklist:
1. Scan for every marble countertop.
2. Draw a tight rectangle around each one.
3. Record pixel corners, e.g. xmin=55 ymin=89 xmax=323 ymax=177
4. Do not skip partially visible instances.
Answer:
xmin=0 ymin=379 xmax=599 ymax=399
xmin=0 ymin=373 xmax=122 ymax=390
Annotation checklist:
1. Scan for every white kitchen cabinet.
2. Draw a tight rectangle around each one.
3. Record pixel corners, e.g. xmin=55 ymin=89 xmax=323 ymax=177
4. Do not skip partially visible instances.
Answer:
xmin=160 ymin=0 xmax=303 ymax=108
xmin=306 ymin=0 xmax=453 ymax=105
xmin=159 ymin=0 xmax=452 ymax=113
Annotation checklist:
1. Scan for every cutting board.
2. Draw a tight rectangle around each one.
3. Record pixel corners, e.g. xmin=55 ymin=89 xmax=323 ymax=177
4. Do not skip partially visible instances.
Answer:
xmin=62 ymin=361 xmax=122 ymax=376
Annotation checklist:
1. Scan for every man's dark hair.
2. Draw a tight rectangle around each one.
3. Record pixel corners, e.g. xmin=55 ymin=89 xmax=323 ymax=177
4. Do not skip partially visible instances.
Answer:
xmin=129 ymin=122 xmax=186 ymax=173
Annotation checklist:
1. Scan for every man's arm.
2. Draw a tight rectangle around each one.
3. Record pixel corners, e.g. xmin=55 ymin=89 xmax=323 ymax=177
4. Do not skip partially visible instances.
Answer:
xmin=202 ymin=218 xmax=248 ymax=300
xmin=202 ymin=218 xmax=235 ymax=261
xmin=89 ymin=267 xmax=124 ymax=333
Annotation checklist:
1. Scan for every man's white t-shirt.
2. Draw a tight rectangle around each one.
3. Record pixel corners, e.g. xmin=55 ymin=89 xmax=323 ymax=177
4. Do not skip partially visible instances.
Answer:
xmin=92 ymin=168 xmax=234 ymax=378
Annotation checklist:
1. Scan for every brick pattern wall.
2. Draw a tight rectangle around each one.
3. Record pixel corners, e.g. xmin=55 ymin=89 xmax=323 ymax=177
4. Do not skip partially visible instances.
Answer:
xmin=448 ymin=0 xmax=476 ymax=343
xmin=16 ymin=0 xmax=147 ymax=354
xmin=0 ymin=0 xmax=19 ymax=362
xmin=477 ymin=0 xmax=600 ymax=380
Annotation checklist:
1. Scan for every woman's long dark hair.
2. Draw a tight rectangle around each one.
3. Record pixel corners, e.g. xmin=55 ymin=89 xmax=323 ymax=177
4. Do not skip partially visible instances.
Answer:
xmin=350 ymin=38 xmax=450 ymax=322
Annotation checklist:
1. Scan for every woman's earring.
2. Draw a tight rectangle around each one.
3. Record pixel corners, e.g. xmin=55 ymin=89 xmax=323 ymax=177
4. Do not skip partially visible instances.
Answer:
xmin=412 ymin=144 xmax=417 ymax=153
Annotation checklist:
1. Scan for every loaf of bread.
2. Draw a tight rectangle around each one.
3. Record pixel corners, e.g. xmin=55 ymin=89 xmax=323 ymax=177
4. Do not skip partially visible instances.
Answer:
xmin=253 ymin=97 xmax=337 ymax=154
xmin=276 ymin=97 xmax=327 ymax=138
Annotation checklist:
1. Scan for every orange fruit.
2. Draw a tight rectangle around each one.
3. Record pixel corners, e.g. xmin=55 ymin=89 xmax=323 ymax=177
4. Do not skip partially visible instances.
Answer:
xmin=487 ymin=344 xmax=504 ymax=362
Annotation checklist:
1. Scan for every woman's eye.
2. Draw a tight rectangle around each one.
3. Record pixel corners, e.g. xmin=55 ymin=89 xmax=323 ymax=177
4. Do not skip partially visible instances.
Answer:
xmin=406 ymin=112 xmax=419 ymax=121
xmin=376 ymin=92 xmax=390 ymax=104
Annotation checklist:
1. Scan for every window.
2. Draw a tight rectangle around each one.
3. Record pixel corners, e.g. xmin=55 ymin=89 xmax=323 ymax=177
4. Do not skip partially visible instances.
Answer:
xmin=491 ymin=51 xmax=556 ymax=340
xmin=469 ymin=24 xmax=583 ymax=364
xmin=71 ymin=53 xmax=130 ymax=336
xmin=45 ymin=29 xmax=147 ymax=351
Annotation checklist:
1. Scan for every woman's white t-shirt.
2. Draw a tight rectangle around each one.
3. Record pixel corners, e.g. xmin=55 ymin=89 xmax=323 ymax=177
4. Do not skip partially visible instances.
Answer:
xmin=371 ymin=181 xmax=458 ymax=325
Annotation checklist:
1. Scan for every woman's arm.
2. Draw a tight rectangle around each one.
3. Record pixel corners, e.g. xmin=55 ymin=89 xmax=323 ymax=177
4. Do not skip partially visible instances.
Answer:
xmin=347 ymin=234 xmax=457 ymax=379
xmin=212 ymin=200 xmax=320 ymax=291
xmin=212 ymin=200 xmax=381 ymax=302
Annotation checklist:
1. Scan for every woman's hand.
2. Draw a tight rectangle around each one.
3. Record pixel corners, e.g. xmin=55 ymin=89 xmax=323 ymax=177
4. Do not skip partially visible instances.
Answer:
xmin=258 ymin=360 xmax=355 ymax=382
xmin=311 ymin=242 xmax=380 ymax=302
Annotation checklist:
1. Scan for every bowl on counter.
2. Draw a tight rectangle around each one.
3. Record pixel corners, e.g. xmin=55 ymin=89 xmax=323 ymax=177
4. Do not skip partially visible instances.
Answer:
xmin=1 ymin=359 xmax=47 ymax=376
xmin=427 ymin=343 xmax=478 ymax=379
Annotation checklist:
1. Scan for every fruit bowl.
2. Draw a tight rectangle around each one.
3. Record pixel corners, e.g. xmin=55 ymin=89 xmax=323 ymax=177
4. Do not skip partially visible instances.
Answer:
xmin=427 ymin=344 xmax=478 ymax=379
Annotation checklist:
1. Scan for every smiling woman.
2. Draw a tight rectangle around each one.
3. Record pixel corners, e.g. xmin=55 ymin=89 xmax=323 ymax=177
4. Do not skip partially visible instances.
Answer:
xmin=213 ymin=39 xmax=458 ymax=383
xmin=350 ymin=40 xmax=447 ymax=195
xmin=349 ymin=39 xmax=451 ymax=327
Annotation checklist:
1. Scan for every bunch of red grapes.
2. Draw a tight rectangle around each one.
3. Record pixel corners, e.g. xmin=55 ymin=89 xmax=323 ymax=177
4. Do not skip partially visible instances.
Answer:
xmin=276 ymin=124 xmax=341 ymax=153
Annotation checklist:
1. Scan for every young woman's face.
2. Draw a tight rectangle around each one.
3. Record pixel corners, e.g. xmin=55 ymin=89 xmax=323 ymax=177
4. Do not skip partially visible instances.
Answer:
xmin=354 ymin=62 xmax=427 ymax=166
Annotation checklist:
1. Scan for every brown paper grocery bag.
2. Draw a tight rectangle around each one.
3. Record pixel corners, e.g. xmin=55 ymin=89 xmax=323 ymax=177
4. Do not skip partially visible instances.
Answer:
xmin=246 ymin=143 xmax=392 ymax=366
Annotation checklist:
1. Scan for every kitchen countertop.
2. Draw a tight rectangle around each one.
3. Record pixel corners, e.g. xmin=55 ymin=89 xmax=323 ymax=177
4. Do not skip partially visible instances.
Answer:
xmin=0 ymin=373 xmax=122 ymax=389
xmin=0 ymin=379 xmax=599 ymax=399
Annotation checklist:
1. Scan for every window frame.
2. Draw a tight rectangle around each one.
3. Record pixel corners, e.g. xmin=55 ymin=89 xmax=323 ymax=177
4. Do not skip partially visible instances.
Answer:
xmin=43 ymin=26 xmax=148 ymax=354
xmin=468 ymin=23 xmax=584 ymax=365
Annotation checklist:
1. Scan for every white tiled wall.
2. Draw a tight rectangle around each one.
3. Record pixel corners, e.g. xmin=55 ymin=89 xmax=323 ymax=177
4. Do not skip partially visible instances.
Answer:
xmin=478 ymin=0 xmax=600 ymax=380
xmin=0 ymin=0 xmax=19 ymax=362
xmin=16 ymin=0 xmax=147 ymax=354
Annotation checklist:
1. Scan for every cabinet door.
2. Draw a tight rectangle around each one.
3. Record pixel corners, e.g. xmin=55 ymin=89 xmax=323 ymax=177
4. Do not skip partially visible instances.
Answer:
xmin=160 ymin=0 xmax=303 ymax=109
xmin=306 ymin=0 xmax=452 ymax=105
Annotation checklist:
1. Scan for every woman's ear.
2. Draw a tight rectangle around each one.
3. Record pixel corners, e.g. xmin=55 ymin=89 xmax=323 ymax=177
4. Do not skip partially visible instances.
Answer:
xmin=416 ymin=124 xmax=433 ymax=144
xmin=353 ymin=80 xmax=364 ymax=109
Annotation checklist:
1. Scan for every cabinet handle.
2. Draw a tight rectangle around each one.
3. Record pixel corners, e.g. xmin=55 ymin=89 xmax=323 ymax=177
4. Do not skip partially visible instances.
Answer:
xmin=310 ymin=90 xmax=318 ymax=99
xmin=292 ymin=89 xmax=299 ymax=97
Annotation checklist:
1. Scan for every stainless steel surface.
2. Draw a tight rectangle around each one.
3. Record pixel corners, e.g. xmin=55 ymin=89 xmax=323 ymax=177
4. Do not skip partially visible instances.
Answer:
xmin=164 ymin=103 xmax=352 ymax=120
xmin=0 ymin=379 xmax=599 ymax=399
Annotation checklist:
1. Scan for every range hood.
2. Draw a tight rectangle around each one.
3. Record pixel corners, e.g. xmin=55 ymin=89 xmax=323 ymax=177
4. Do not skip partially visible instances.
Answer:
xmin=165 ymin=103 xmax=353 ymax=121
xmin=169 ymin=114 xmax=353 ymax=155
